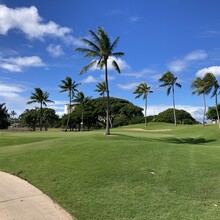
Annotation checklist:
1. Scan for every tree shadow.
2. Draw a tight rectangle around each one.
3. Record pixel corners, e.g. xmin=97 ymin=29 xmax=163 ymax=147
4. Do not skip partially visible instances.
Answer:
xmin=111 ymin=133 xmax=216 ymax=145
xmin=159 ymin=137 xmax=216 ymax=145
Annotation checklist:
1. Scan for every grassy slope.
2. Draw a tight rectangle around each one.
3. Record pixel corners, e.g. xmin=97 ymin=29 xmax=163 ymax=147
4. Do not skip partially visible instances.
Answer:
xmin=0 ymin=124 xmax=220 ymax=219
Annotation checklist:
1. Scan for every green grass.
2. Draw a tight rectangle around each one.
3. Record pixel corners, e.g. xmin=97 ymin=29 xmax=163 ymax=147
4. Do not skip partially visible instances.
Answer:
xmin=1 ymin=123 xmax=220 ymax=219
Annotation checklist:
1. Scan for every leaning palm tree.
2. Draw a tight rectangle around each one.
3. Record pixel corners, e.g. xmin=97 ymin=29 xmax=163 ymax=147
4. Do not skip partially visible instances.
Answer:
xmin=75 ymin=27 xmax=124 ymax=135
xmin=73 ymin=92 xmax=91 ymax=131
xmin=203 ymin=72 xmax=220 ymax=129
xmin=27 ymin=88 xmax=54 ymax=131
xmin=191 ymin=77 xmax=207 ymax=126
xmin=159 ymin=71 xmax=181 ymax=126
xmin=133 ymin=82 xmax=153 ymax=126
xmin=59 ymin=76 xmax=80 ymax=131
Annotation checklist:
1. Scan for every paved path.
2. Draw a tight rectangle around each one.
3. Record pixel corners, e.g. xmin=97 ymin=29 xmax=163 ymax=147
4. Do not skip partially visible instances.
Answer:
xmin=0 ymin=171 xmax=75 ymax=220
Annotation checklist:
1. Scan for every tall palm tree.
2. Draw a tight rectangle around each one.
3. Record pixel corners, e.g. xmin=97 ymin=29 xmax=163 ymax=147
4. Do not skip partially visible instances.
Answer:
xmin=94 ymin=81 xmax=112 ymax=128
xmin=191 ymin=77 xmax=207 ymax=126
xmin=75 ymin=27 xmax=124 ymax=135
xmin=133 ymin=82 xmax=153 ymax=126
xmin=27 ymin=88 xmax=54 ymax=131
xmin=203 ymin=72 xmax=220 ymax=129
xmin=159 ymin=71 xmax=181 ymax=126
xmin=59 ymin=76 xmax=80 ymax=131
xmin=73 ymin=92 xmax=91 ymax=131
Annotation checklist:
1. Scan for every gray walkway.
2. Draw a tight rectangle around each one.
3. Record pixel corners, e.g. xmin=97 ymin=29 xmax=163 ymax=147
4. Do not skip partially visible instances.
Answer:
xmin=0 ymin=171 xmax=75 ymax=220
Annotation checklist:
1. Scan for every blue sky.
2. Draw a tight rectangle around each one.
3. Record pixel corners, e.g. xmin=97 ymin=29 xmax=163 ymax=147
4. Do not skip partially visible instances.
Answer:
xmin=1 ymin=0 xmax=220 ymax=120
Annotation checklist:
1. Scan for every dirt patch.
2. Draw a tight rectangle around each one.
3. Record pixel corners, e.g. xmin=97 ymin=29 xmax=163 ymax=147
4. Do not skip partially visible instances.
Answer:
xmin=124 ymin=128 xmax=171 ymax=132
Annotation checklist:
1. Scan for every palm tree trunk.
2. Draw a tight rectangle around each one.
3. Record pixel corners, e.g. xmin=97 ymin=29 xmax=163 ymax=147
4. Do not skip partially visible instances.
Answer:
xmin=81 ymin=106 xmax=84 ymax=131
xmin=104 ymin=60 xmax=110 ymax=135
xmin=40 ymin=103 xmax=43 ymax=131
xmin=203 ymin=93 xmax=206 ymax=126
xmin=145 ymin=97 xmax=147 ymax=126
xmin=172 ymin=86 xmax=177 ymax=126
xmin=215 ymin=94 xmax=220 ymax=129
xmin=66 ymin=93 xmax=71 ymax=132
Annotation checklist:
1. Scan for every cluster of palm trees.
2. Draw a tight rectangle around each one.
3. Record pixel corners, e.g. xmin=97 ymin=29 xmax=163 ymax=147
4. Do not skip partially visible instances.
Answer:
xmin=133 ymin=71 xmax=181 ymax=127
xmin=192 ymin=73 xmax=220 ymax=128
xmin=27 ymin=27 xmax=220 ymax=133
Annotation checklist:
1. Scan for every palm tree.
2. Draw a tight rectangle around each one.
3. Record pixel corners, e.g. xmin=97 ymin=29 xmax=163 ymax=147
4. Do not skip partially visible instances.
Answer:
xmin=95 ymin=81 xmax=106 ymax=98
xmin=73 ymin=92 xmax=91 ymax=131
xmin=94 ymin=81 xmax=113 ymax=128
xmin=191 ymin=77 xmax=207 ymax=126
xmin=59 ymin=76 xmax=80 ymax=131
xmin=75 ymin=27 xmax=124 ymax=135
xmin=27 ymin=88 xmax=54 ymax=131
xmin=159 ymin=71 xmax=181 ymax=126
xmin=10 ymin=110 xmax=17 ymax=125
xmin=203 ymin=72 xmax=220 ymax=128
xmin=133 ymin=82 xmax=153 ymax=126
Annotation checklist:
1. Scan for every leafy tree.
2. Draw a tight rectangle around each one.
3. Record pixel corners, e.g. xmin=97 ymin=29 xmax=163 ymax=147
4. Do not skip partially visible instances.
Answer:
xmin=73 ymin=92 xmax=91 ymax=131
xmin=59 ymin=76 xmax=80 ymax=131
xmin=61 ymin=97 xmax=143 ymax=130
xmin=203 ymin=73 xmax=220 ymax=129
xmin=0 ymin=103 xmax=10 ymax=129
xmin=75 ymin=27 xmax=124 ymax=135
xmin=19 ymin=109 xmax=38 ymax=131
xmin=27 ymin=88 xmax=54 ymax=131
xmin=159 ymin=71 xmax=181 ymax=126
xmin=206 ymin=104 xmax=220 ymax=121
xmin=191 ymin=77 xmax=207 ymax=126
xmin=19 ymin=108 xmax=60 ymax=130
xmin=155 ymin=108 xmax=197 ymax=124
xmin=133 ymin=82 xmax=153 ymax=126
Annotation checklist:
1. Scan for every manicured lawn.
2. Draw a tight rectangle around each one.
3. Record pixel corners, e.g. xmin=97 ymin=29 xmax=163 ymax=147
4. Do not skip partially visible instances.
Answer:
xmin=1 ymin=123 xmax=220 ymax=219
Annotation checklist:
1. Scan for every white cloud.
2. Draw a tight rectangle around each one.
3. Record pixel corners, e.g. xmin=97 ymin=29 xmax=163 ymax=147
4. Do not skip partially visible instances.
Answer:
xmin=0 ymin=83 xmax=28 ymax=115
xmin=118 ymin=82 xmax=138 ymax=90
xmin=124 ymin=68 xmax=157 ymax=79
xmin=47 ymin=44 xmax=64 ymax=57
xmin=81 ymin=75 xmax=97 ymax=84
xmin=0 ymin=4 xmax=81 ymax=46
xmin=196 ymin=66 xmax=220 ymax=77
xmin=168 ymin=50 xmax=207 ymax=73
xmin=0 ymin=56 xmax=45 ymax=72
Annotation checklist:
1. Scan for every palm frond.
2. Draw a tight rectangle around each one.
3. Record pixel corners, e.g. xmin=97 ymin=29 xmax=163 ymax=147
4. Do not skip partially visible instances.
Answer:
xmin=110 ymin=36 xmax=120 ymax=51
xmin=175 ymin=83 xmax=182 ymax=88
xmin=79 ymin=60 xmax=97 ymax=75
xmin=112 ymin=60 xmax=120 ymax=73
xmin=80 ymin=39 xmax=100 ymax=52
xmin=89 ymin=30 xmax=100 ymax=44
xmin=167 ymin=86 xmax=171 ymax=96
xmin=111 ymin=52 xmax=124 ymax=57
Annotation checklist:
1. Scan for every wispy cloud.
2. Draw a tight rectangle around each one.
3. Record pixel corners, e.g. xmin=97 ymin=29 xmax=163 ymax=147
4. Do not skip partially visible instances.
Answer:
xmin=124 ymin=68 xmax=159 ymax=81
xmin=81 ymin=75 xmax=97 ymax=84
xmin=168 ymin=50 xmax=207 ymax=73
xmin=196 ymin=66 xmax=220 ymax=77
xmin=47 ymin=44 xmax=64 ymax=57
xmin=0 ymin=4 xmax=82 ymax=46
xmin=118 ymin=82 xmax=138 ymax=90
xmin=0 ymin=56 xmax=45 ymax=72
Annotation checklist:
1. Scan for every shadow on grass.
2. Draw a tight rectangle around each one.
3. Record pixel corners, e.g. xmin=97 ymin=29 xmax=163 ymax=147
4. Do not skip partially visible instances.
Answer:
xmin=160 ymin=137 xmax=216 ymax=145
xmin=112 ymin=133 xmax=216 ymax=145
